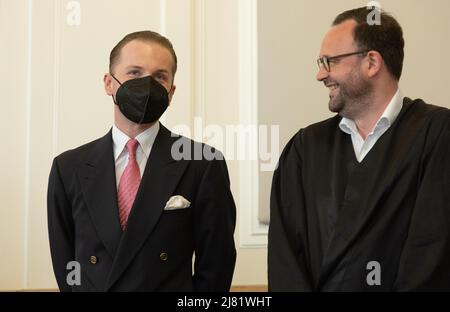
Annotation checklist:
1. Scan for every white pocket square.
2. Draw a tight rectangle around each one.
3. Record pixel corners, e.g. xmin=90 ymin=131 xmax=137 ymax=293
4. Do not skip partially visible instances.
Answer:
xmin=164 ymin=195 xmax=191 ymax=210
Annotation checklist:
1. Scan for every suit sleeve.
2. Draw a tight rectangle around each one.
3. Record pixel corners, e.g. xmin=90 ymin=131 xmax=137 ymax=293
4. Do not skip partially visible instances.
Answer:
xmin=394 ymin=112 xmax=450 ymax=291
xmin=192 ymin=153 xmax=237 ymax=292
xmin=268 ymin=134 xmax=313 ymax=291
xmin=47 ymin=157 xmax=75 ymax=292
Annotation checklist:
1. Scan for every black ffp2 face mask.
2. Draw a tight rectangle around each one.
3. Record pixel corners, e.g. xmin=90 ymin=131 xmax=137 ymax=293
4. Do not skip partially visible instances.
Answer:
xmin=111 ymin=74 xmax=170 ymax=124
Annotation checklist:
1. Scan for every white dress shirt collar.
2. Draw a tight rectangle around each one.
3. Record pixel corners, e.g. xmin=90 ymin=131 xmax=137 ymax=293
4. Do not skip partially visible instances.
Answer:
xmin=338 ymin=89 xmax=404 ymax=162
xmin=339 ymin=89 xmax=404 ymax=137
xmin=112 ymin=122 xmax=160 ymax=160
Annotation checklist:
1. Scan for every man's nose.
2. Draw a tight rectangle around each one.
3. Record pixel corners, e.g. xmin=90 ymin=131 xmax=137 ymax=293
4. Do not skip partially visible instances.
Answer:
xmin=316 ymin=65 xmax=328 ymax=82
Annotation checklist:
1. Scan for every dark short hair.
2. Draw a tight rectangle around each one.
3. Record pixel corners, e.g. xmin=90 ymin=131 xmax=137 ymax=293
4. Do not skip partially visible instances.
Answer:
xmin=333 ymin=7 xmax=404 ymax=80
xmin=109 ymin=30 xmax=177 ymax=76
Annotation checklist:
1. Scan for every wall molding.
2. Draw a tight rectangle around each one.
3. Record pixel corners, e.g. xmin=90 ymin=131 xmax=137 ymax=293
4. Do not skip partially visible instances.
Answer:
xmin=238 ymin=0 xmax=268 ymax=248
xmin=159 ymin=0 xmax=167 ymax=35
xmin=23 ymin=0 xmax=34 ymax=289
xmin=53 ymin=0 xmax=62 ymax=156
xmin=192 ymin=0 xmax=206 ymax=122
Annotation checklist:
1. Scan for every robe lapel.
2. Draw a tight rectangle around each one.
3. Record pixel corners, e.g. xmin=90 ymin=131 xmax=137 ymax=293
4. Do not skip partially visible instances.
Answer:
xmin=78 ymin=130 xmax=123 ymax=259
xmin=105 ymin=125 xmax=189 ymax=291
xmin=316 ymin=128 xmax=359 ymax=289
xmin=317 ymin=99 xmax=415 ymax=289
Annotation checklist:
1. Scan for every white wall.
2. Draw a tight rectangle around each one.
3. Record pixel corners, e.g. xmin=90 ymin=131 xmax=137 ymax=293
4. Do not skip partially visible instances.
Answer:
xmin=1 ymin=0 xmax=449 ymax=290
xmin=0 ymin=0 xmax=28 ymax=290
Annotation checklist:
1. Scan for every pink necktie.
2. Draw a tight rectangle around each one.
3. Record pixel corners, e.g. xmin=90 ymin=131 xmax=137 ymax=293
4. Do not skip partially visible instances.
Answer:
xmin=118 ymin=139 xmax=141 ymax=230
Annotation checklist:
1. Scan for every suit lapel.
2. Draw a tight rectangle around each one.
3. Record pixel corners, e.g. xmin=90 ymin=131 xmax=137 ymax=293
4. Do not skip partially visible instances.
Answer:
xmin=105 ymin=125 xmax=189 ymax=290
xmin=78 ymin=130 xmax=122 ymax=259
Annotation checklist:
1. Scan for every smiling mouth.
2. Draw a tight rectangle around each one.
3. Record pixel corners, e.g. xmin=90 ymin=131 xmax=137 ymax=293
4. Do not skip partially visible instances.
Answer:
xmin=326 ymin=84 xmax=338 ymax=91
xmin=327 ymin=84 xmax=339 ymax=99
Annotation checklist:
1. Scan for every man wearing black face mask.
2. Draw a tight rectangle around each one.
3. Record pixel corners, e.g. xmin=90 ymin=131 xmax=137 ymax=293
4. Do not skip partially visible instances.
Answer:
xmin=110 ymin=74 xmax=171 ymax=124
xmin=47 ymin=31 xmax=237 ymax=292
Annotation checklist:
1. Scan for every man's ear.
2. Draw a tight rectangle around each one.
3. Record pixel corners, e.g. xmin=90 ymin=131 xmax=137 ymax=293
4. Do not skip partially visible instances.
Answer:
xmin=366 ymin=50 xmax=383 ymax=78
xmin=168 ymin=84 xmax=176 ymax=105
xmin=104 ymin=73 xmax=114 ymax=96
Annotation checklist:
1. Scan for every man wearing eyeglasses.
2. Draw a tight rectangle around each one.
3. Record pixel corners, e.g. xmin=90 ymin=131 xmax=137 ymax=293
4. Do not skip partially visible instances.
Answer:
xmin=268 ymin=7 xmax=450 ymax=291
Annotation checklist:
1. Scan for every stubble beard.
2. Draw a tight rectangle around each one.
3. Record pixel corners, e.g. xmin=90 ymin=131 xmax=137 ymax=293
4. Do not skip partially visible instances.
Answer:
xmin=328 ymin=67 xmax=374 ymax=119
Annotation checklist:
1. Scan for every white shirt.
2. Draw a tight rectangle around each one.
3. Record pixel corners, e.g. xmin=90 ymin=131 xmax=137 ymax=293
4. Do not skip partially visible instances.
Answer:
xmin=112 ymin=122 xmax=160 ymax=188
xmin=339 ymin=89 xmax=404 ymax=162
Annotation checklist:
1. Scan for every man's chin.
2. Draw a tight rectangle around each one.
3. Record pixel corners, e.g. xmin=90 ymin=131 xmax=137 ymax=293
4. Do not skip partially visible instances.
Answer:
xmin=328 ymin=100 xmax=343 ymax=113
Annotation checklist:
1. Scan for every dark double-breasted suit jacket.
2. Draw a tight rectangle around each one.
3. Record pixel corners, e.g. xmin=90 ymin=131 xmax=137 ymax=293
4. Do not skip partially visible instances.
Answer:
xmin=48 ymin=124 xmax=236 ymax=291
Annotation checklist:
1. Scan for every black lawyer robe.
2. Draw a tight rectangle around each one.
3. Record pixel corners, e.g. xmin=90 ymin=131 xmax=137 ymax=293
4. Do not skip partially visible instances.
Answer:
xmin=268 ymin=98 xmax=450 ymax=291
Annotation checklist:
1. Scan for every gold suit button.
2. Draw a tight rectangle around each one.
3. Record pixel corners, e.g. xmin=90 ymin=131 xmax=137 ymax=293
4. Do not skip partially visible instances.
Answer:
xmin=89 ymin=256 xmax=98 ymax=264
xmin=160 ymin=252 xmax=168 ymax=261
